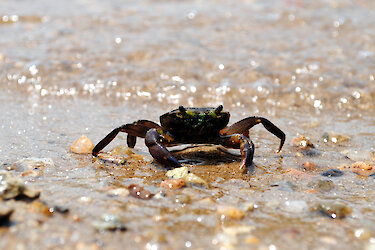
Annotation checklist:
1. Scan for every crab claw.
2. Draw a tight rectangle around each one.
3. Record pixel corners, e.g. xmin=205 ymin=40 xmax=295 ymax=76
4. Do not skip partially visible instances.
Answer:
xmin=145 ymin=128 xmax=182 ymax=168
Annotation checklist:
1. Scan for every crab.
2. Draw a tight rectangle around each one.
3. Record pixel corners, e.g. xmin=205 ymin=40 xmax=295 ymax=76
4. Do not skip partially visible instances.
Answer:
xmin=92 ymin=105 xmax=285 ymax=172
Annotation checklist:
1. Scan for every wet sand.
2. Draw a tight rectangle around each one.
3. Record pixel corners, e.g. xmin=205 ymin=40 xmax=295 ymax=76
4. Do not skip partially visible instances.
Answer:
xmin=1 ymin=0 xmax=375 ymax=249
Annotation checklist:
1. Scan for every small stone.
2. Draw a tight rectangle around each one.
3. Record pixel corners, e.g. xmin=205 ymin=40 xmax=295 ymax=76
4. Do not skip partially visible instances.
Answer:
xmin=285 ymin=168 xmax=313 ymax=180
xmin=12 ymin=157 xmax=55 ymax=172
xmin=153 ymin=215 xmax=167 ymax=223
xmin=222 ymin=225 xmax=254 ymax=235
xmin=79 ymin=196 xmax=93 ymax=203
xmin=271 ymin=180 xmax=297 ymax=191
xmin=28 ymin=201 xmax=53 ymax=217
xmin=50 ymin=205 xmax=69 ymax=214
xmin=0 ymin=171 xmax=40 ymax=200
xmin=217 ymin=206 xmax=245 ymax=220
xmin=76 ymin=242 xmax=100 ymax=250
xmin=107 ymin=187 xmax=130 ymax=197
xmin=341 ymin=149 xmax=375 ymax=163
xmin=322 ymin=132 xmax=350 ymax=144
xmin=160 ymin=179 xmax=186 ymax=190
xmin=20 ymin=170 xmax=39 ymax=177
xmin=302 ymin=161 xmax=317 ymax=171
xmin=184 ymin=173 xmax=207 ymax=186
xmin=72 ymin=214 xmax=81 ymax=222
xmin=95 ymin=152 xmax=127 ymax=165
xmin=354 ymin=228 xmax=372 ymax=240
xmin=110 ymin=146 xmax=135 ymax=156
xmin=70 ymin=135 xmax=94 ymax=154
xmin=283 ymin=200 xmax=308 ymax=213
xmin=153 ymin=191 xmax=166 ymax=199
xmin=292 ymin=135 xmax=314 ymax=149
xmin=0 ymin=205 xmax=13 ymax=225
xmin=321 ymin=169 xmax=344 ymax=177
xmin=240 ymin=202 xmax=255 ymax=212
xmin=313 ymin=202 xmax=352 ymax=219
xmin=166 ymin=167 xmax=189 ymax=179
xmin=168 ymin=169 xmax=207 ymax=188
xmin=92 ymin=214 xmax=126 ymax=231
xmin=128 ymin=184 xmax=153 ymax=199
xmin=310 ymin=179 xmax=335 ymax=192
xmin=197 ymin=197 xmax=215 ymax=206
xmin=350 ymin=162 xmax=375 ymax=177
xmin=22 ymin=187 xmax=41 ymax=199
xmin=172 ymin=194 xmax=191 ymax=204
xmin=244 ymin=236 xmax=260 ymax=244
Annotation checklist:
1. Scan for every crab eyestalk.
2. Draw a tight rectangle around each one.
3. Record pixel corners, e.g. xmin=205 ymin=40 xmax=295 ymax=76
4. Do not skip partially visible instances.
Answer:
xmin=179 ymin=106 xmax=187 ymax=113
xmin=210 ymin=105 xmax=223 ymax=118
xmin=215 ymin=105 xmax=223 ymax=115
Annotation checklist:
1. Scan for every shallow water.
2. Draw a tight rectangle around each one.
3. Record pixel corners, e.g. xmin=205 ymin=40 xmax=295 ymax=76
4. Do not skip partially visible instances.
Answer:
xmin=1 ymin=0 xmax=375 ymax=249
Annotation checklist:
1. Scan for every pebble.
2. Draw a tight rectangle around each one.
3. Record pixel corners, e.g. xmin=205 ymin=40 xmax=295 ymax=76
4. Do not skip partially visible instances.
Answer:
xmin=95 ymin=152 xmax=127 ymax=165
xmin=0 ymin=171 xmax=40 ymax=199
xmin=302 ymin=161 xmax=317 ymax=171
xmin=28 ymin=201 xmax=53 ymax=217
xmin=92 ymin=214 xmax=126 ymax=231
xmin=172 ymin=193 xmax=191 ymax=204
xmin=240 ymin=202 xmax=256 ymax=212
xmin=222 ymin=225 xmax=254 ymax=235
xmin=128 ymin=184 xmax=153 ymax=199
xmin=313 ymin=202 xmax=352 ymax=219
xmin=271 ymin=180 xmax=297 ymax=192
xmin=166 ymin=167 xmax=189 ymax=179
xmin=283 ymin=200 xmax=308 ymax=213
xmin=244 ymin=236 xmax=260 ymax=244
xmin=108 ymin=146 xmax=144 ymax=161
xmin=165 ymin=167 xmax=207 ymax=186
xmin=308 ymin=179 xmax=335 ymax=192
xmin=110 ymin=146 xmax=136 ymax=156
xmin=70 ymin=135 xmax=94 ymax=154
xmin=160 ymin=179 xmax=186 ymax=190
xmin=321 ymin=169 xmax=344 ymax=177
xmin=107 ymin=187 xmax=130 ymax=197
xmin=322 ymin=132 xmax=350 ymax=144
xmin=20 ymin=170 xmax=39 ymax=177
xmin=285 ymin=168 xmax=313 ymax=180
xmin=11 ymin=157 xmax=55 ymax=173
xmin=292 ymin=135 xmax=314 ymax=149
xmin=184 ymin=173 xmax=208 ymax=186
xmin=0 ymin=205 xmax=13 ymax=225
xmin=354 ymin=228 xmax=372 ymax=240
xmin=152 ymin=215 xmax=167 ymax=223
xmin=350 ymin=161 xmax=375 ymax=177
xmin=50 ymin=205 xmax=70 ymax=214
xmin=341 ymin=149 xmax=375 ymax=163
xmin=217 ymin=206 xmax=245 ymax=220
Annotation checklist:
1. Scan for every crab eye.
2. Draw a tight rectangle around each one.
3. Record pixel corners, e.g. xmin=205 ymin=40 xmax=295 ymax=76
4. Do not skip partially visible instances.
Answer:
xmin=179 ymin=106 xmax=187 ymax=113
xmin=215 ymin=105 xmax=223 ymax=115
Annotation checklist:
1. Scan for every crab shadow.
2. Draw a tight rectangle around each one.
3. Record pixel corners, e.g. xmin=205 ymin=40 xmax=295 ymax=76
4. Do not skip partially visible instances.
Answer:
xmin=168 ymin=145 xmax=254 ymax=174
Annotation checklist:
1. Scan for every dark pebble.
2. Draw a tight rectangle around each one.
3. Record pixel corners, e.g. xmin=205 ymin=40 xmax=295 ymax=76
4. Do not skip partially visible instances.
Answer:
xmin=321 ymin=169 xmax=344 ymax=177
xmin=301 ymin=148 xmax=321 ymax=157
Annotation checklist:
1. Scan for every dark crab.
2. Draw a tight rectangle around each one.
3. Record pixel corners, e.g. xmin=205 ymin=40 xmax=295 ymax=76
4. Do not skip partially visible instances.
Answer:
xmin=92 ymin=105 xmax=285 ymax=172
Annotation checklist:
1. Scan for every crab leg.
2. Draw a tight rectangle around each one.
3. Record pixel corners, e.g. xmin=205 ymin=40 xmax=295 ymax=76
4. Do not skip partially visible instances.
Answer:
xmin=92 ymin=120 xmax=160 ymax=156
xmin=125 ymin=120 xmax=161 ymax=148
xmin=219 ymin=134 xmax=255 ymax=172
xmin=145 ymin=128 xmax=182 ymax=168
xmin=220 ymin=116 xmax=285 ymax=152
